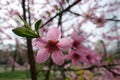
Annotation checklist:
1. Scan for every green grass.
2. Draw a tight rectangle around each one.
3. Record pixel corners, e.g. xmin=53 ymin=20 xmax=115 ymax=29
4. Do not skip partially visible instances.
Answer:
xmin=0 ymin=70 xmax=30 ymax=80
xmin=0 ymin=70 xmax=51 ymax=80
xmin=0 ymin=65 xmax=59 ymax=80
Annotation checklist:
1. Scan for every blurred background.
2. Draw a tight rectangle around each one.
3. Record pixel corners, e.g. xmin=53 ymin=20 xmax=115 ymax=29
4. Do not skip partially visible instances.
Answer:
xmin=0 ymin=0 xmax=120 ymax=80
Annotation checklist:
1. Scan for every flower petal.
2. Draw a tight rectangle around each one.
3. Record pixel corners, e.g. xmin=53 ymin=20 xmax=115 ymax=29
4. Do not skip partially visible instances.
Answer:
xmin=57 ymin=38 xmax=72 ymax=50
xmin=71 ymin=31 xmax=79 ymax=40
xmin=72 ymin=58 xmax=79 ymax=66
xmin=35 ymin=48 xmax=50 ymax=63
xmin=71 ymin=31 xmax=84 ymax=41
xmin=65 ymin=50 xmax=74 ymax=60
xmin=32 ymin=37 xmax=48 ymax=48
xmin=47 ymin=27 xmax=61 ymax=41
xmin=51 ymin=51 xmax=64 ymax=65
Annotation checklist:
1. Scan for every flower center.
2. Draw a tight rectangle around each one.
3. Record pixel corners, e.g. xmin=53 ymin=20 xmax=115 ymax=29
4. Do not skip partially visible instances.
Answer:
xmin=86 ymin=55 xmax=92 ymax=60
xmin=85 ymin=14 xmax=91 ymax=19
xmin=73 ymin=41 xmax=79 ymax=48
xmin=97 ymin=18 xmax=104 ymax=23
xmin=73 ymin=53 xmax=80 ymax=60
xmin=46 ymin=40 xmax=59 ymax=52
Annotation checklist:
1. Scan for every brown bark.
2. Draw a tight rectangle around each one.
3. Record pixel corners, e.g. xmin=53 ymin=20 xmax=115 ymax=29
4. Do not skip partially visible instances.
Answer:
xmin=21 ymin=0 xmax=37 ymax=80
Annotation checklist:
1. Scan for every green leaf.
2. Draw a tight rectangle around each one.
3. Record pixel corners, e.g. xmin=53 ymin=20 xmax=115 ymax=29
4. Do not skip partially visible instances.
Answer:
xmin=106 ymin=57 xmax=113 ymax=64
xmin=66 ymin=0 xmax=69 ymax=3
xmin=12 ymin=27 xmax=39 ymax=38
xmin=46 ymin=11 xmax=51 ymax=17
xmin=35 ymin=19 xmax=42 ymax=31
xmin=18 ymin=15 xmax=30 ymax=29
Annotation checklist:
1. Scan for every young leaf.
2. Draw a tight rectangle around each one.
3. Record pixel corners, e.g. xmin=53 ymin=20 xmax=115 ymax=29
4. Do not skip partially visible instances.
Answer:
xmin=46 ymin=11 xmax=51 ymax=17
xmin=35 ymin=19 xmax=42 ymax=32
xmin=66 ymin=0 xmax=69 ymax=3
xmin=18 ymin=15 xmax=30 ymax=29
xmin=12 ymin=27 xmax=39 ymax=38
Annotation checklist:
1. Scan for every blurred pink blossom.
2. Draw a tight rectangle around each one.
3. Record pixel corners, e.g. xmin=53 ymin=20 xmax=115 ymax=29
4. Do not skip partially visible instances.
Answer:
xmin=65 ymin=31 xmax=101 ymax=66
xmin=65 ymin=49 xmax=87 ymax=66
xmin=91 ymin=15 xmax=106 ymax=27
xmin=85 ymin=50 xmax=101 ymax=65
xmin=71 ymin=31 xmax=85 ymax=49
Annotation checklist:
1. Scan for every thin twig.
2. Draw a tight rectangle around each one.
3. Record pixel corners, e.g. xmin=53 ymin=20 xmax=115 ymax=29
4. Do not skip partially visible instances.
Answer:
xmin=104 ymin=66 xmax=120 ymax=76
xmin=38 ymin=63 xmax=120 ymax=72
xmin=40 ymin=0 xmax=81 ymax=28
xmin=68 ymin=10 xmax=120 ymax=22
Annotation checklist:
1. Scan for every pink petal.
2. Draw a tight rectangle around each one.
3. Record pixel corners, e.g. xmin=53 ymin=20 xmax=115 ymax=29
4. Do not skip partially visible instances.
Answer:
xmin=79 ymin=56 xmax=89 ymax=63
xmin=64 ymin=52 xmax=73 ymax=60
xmin=71 ymin=31 xmax=79 ymax=40
xmin=90 ymin=59 xmax=96 ymax=64
xmin=32 ymin=37 xmax=48 ymax=48
xmin=72 ymin=58 xmax=79 ymax=66
xmin=51 ymin=51 xmax=64 ymax=65
xmin=35 ymin=48 xmax=50 ymax=63
xmin=57 ymin=38 xmax=72 ymax=50
xmin=96 ymin=56 xmax=101 ymax=61
xmin=71 ymin=31 xmax=84 ymax=41
xmin=47 ymin=27 xmax=61 ymax=41
xmin=40 ymin=37 xmax=48 ymax=43
xmin=65 ymin=50 xmax=75 ymax=60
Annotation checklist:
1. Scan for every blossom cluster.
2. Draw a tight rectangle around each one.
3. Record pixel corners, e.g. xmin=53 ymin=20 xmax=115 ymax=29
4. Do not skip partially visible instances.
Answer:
xmin=33 ymin=27 xmax=101 ymax=66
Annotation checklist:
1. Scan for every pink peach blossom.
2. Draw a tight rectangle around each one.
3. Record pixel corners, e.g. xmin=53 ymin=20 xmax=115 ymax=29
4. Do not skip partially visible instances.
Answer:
xmin=65 ymin=49 xmax=87 ymax=66
xmin=69 ymin=31 xmax=101 ymax=66
xmin=33 ymin=27 xmax=72 ymax=65
xmin=91 ymin=15 xmax=106 ymax=27
xmin=85 ymin=50 xmax=101 ymax=65
xmin=71 ymin=31 xmax=85 ymax=49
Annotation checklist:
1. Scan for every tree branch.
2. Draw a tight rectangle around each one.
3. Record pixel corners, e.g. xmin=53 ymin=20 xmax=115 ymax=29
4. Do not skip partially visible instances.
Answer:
xmin=68 ymin=10 xmax=120 ymax=22
xmin=40 ymin=0 xmax=81 ymax=28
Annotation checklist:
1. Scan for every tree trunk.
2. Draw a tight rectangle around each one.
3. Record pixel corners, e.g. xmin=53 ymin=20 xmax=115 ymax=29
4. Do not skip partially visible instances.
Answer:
xmin=21 ymin=0 xmax=37 ymax=80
